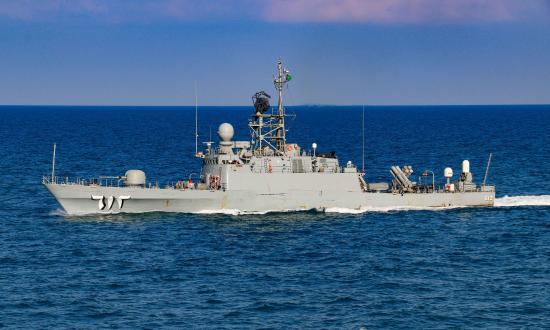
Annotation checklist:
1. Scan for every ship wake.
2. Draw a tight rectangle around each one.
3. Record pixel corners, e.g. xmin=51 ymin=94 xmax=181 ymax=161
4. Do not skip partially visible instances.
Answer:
xmin=494 ymin=195 xmax=550 ymax=207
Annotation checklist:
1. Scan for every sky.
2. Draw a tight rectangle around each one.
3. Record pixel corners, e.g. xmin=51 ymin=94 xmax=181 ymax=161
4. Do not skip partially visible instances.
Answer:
xmin=0 ymin=0 xmax=549 ymax=106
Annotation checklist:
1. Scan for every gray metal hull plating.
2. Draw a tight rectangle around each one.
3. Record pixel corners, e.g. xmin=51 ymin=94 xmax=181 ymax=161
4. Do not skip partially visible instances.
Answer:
xmin=45 ymin=182 xmax=495 ymax=215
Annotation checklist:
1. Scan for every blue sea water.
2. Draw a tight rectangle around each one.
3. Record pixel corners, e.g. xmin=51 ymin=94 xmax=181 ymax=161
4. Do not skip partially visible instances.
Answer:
xmin=1 ymin=105 xmax=549 ymax=329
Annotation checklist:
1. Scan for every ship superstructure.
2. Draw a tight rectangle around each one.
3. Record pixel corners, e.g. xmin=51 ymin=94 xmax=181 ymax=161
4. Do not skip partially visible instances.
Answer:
xmin=43 ymin=60 xmax=495 ymax=215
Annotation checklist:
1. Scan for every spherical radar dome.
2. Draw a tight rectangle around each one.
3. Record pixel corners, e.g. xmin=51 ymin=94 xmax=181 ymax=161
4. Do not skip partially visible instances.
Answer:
xmin=218 ymin=123 xmax=234 ymax=142
xmin=125 ymin=170 xmax=146 ymax=186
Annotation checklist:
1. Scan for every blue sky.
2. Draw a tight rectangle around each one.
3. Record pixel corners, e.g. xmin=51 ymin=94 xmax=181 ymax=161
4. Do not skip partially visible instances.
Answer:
xmin=0 ymin=0 xmax=549 ymax=106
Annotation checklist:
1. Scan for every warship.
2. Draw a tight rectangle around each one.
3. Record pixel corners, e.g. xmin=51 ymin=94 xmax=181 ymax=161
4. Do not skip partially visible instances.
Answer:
xmin=43 ymin=60 xmax=495 ymax=215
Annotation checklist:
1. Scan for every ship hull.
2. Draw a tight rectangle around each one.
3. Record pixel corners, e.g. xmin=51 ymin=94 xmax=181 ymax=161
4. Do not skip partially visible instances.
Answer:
xmin=45 ymin=183 xmax=495 ymax=215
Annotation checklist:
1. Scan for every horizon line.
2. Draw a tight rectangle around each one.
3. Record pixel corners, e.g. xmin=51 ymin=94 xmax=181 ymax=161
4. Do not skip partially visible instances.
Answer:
xmin=1 ymin=103 xmax=550 ymax=108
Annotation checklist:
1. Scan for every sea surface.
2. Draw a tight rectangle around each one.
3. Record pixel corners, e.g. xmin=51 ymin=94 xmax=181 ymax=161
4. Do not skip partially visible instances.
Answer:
xmin=1 ymin=105 xmax=549 ymax=329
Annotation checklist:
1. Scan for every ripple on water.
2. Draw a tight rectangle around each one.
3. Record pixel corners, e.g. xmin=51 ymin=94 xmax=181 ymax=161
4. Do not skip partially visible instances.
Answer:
xmin=2 ymin=106 xmax=550 ymax=328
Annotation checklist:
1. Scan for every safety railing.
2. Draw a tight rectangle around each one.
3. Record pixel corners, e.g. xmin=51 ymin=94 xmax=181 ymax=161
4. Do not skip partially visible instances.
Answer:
xmin=42 ymin=176 xmax=166 ymax=189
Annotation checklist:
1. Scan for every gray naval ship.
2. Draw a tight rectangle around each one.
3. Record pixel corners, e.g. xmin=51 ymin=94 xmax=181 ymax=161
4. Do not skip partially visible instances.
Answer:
xmin=43 ymin=60 xmax=495 ymax=215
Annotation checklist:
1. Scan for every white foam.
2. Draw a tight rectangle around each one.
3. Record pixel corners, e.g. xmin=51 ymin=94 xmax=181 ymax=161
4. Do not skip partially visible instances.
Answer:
xmin=193 ymin=208 xmax=311 ymax=216
xmin=194 ymin=209 xmax=258 ymax=216
xmin=324 ymin=205 xmax=466 ymax=214
xmin=323 ymin=207 xmax=367 ymax=214
xmin=196 ymin=206 xmax=464 ymax=216
xmin=49 ymin=208 xmax=69 ymax=216
xmin=198 ymin=207 xmax=369 ymax=215
xmin=494 ymin=195 xmax=550 ymax=207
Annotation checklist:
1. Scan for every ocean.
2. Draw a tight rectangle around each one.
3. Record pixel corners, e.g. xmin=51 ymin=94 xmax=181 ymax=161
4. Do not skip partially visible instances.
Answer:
xmin=1 ymin=105 xmax=549 ymax=328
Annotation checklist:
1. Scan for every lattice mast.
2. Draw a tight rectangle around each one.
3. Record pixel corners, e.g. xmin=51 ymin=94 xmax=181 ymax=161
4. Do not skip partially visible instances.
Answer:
xmin=249 ymin=60 xmax=292 ymax=155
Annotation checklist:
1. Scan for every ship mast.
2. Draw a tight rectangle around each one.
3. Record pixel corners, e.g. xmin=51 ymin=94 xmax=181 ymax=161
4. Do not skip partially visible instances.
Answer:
xmin=273 ymin=59 xmax=293 ymax=153
xmin=249 ymin=60 xmax=292 ymax=156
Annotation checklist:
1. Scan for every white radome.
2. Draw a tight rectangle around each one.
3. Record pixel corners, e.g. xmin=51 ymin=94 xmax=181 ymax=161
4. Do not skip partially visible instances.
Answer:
xmin=462 ymin=160 xmax=470 ymax=173
xmin=125 ymin=170 xmax=146 ymax=186
xmin=218 ymin=123 xmax=234 ymax=142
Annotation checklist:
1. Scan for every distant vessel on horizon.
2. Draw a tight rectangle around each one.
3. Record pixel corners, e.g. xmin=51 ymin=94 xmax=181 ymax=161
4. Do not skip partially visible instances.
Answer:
xmin=43 ymin=60 xmax=495 ymax=215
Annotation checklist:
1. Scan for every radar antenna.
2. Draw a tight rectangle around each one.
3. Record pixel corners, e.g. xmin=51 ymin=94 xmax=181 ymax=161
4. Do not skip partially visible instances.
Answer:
xmin=248 ymin=60 xmax=293 ymax=155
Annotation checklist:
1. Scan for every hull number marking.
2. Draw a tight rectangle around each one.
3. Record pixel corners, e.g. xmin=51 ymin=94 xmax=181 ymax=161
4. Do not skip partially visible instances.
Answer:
xmin=91 ymin=195 xmax=131 ymax=210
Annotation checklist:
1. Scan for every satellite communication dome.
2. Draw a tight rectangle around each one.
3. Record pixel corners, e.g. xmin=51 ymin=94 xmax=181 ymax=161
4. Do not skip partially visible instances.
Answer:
xmin=462 ymin=160 xmax=470 ymax=173
xmin=218 ymin=123 xmax=234 ymax=142
xmin=125 ymin=170 xmax=146 ymax=186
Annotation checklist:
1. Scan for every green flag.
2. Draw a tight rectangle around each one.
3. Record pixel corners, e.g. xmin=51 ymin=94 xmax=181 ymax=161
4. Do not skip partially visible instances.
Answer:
xmin=286 ymin=74 xmax=292 ymax=81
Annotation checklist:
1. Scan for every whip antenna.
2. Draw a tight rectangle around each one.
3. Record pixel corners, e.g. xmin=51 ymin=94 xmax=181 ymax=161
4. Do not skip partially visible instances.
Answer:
xmin=483 ymin=152 xmax=492 ymax=186
xmin=362 ymin=105 xmax=365 ymax=174
xmin=195 ymin=81 xmax=198 ymax=156
xmin=51 ymin=143 xmax=56 ymax=182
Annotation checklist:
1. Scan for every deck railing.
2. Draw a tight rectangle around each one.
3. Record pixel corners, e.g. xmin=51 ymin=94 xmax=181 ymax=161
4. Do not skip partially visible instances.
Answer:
xmin=41 ymin=175 xmax=203 ymax=190
xmin=42 ymin=176 xmax=124 ymax=187
xmin=42 ymin=176 xmax=169 ymax=189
